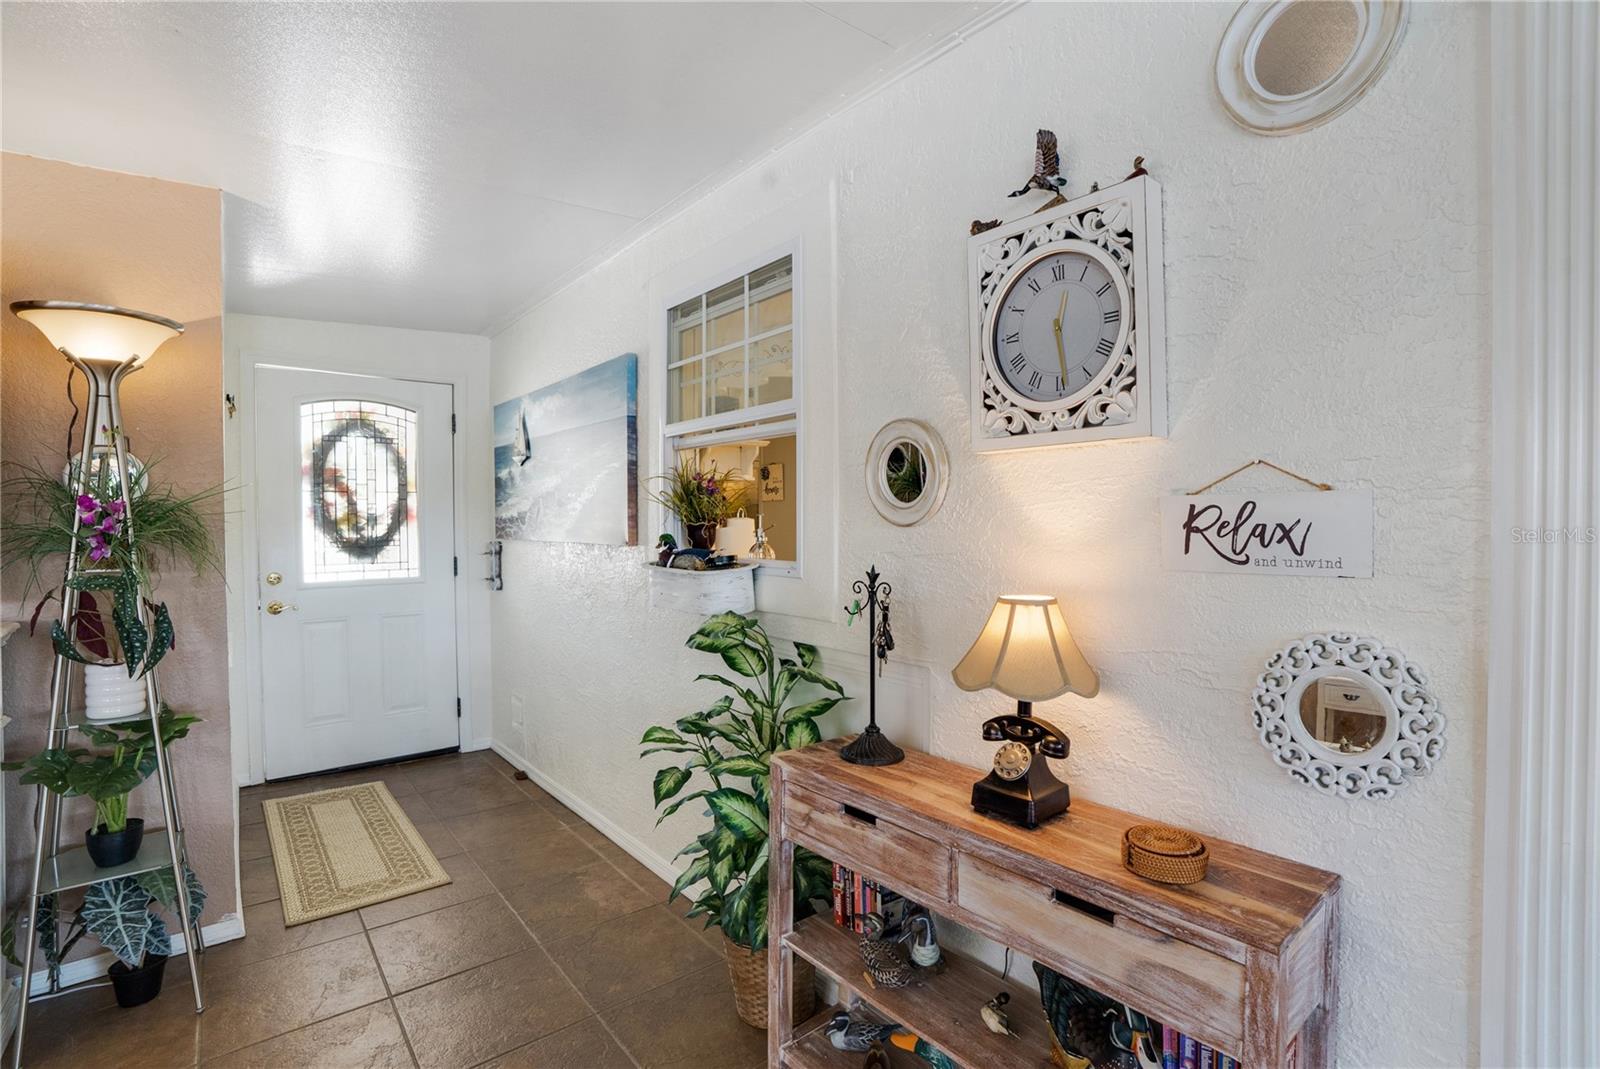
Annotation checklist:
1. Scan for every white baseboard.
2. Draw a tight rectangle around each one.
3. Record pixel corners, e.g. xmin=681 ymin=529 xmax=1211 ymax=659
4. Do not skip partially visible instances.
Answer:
xmin=26 ymin=913 xmax=244 ymax=997
xmin=489 ymin=742 xmax=678 ymax=887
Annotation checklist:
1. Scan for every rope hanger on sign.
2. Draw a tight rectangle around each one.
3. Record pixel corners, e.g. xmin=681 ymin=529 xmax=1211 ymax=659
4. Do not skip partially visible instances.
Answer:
xmin=1186 ymin=458 xmax=1334 ymax=496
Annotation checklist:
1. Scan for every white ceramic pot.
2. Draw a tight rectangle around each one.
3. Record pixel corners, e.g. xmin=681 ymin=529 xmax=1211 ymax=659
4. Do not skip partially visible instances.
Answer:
xmin=83 ymin=663 xmax=147 ymax=722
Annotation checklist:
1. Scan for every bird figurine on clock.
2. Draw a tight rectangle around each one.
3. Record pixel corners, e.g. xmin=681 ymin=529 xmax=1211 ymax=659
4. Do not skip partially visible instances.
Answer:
xmin=968 ymin=159 xmax=1166 ymax=451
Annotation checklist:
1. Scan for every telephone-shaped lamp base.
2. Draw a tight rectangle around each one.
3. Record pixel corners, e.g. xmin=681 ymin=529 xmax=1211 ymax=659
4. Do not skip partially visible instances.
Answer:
xmin=971 ymin=762 xmax=1070 ymax=829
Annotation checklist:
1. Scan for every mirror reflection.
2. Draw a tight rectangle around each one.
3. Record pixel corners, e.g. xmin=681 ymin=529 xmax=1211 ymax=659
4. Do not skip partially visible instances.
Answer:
xmin=1298 ymin=675 xmax=1387 ymax=754
xmin=885 ymin=442 xmax=926 ymax=503
xmin=1254 ymin=0 xmax=1362 ymax=97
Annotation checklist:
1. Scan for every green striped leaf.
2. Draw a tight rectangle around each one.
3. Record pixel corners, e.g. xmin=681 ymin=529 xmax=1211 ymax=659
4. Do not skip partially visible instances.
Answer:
xmin=784 ymin=718 xmax=821 ymax=751
xmin=706 ymin=788 xmax=767 ymax=842
xmin=652 ymin=765 xmax=693 ymax=806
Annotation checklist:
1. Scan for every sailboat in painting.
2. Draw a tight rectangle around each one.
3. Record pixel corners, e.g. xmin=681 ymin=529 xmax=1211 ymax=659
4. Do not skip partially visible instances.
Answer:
xmin=513 ymin=404 xmax=532 ymax=466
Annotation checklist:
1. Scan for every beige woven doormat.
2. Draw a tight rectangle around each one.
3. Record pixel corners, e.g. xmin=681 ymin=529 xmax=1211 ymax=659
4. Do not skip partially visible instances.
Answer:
xmin=263 ymin=782 xmax=450 ymax=926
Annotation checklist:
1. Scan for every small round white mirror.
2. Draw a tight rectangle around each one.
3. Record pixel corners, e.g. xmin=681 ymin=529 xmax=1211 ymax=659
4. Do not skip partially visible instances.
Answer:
xmin=1253 ymin=632 xmax=1444 ymax=798
xmin=1216 ymin=1 xmax=1409 ymax=136
xmin=866 ymin=420 xmax=948 ymax=527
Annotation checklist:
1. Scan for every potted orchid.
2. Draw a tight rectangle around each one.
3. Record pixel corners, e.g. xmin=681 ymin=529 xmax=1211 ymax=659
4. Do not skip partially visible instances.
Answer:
xmin=649 ymin=461 xmax=747 ymax=551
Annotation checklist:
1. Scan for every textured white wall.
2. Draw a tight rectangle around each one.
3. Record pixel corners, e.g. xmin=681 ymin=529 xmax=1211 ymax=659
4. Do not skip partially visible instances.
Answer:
xmin=490 ymin=4 xmax=1488 ymax=1064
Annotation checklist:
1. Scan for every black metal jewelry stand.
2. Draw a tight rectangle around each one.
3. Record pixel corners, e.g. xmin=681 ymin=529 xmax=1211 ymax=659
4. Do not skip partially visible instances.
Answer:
xmin=840 ymin=566 xmax=904 ymax=766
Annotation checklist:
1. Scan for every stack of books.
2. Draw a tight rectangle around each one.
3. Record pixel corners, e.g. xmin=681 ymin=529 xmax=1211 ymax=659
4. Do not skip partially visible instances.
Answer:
xmin=1161 ymin=1028 xmax=1242 ymax=1069
xmin=830 ymin=862 xmax=905 ymax=934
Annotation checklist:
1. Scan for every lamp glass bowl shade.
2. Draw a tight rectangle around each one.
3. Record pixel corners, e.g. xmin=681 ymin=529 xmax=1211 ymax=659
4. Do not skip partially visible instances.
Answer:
xmin=10 ymin=301 xmax=183 ymax=364
xmin=951 ymin=594 xmax=1099 ymax=701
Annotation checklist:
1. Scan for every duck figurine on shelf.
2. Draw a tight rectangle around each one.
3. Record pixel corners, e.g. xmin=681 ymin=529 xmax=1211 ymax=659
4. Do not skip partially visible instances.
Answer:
xmin=859 ymin=911 xmax=915 ymax=989
xmin=824 ymin=1013 xmax=958 ymax=1069
xmin=904 ymin=911 xmax=943 ymax=971
xmin=981 ymin=991 xmax=1019 ymax=1037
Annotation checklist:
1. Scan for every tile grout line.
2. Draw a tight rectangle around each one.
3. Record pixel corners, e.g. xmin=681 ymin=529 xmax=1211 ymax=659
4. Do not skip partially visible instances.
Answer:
xmin=360 ymin=922 xmax=424 ymax=1069
xmin=482 ymin=877 xmax=647 ymax=1069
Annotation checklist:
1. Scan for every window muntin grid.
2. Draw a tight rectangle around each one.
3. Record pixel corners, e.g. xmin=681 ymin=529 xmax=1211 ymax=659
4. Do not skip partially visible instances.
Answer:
xmin=666 ymin=255 xmax=793 ymax=427
xmin=300 ymin=399 xmax=420 ymax=582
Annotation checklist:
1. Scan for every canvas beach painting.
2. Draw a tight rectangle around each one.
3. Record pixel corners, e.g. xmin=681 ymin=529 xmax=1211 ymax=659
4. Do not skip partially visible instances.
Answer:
xmin=495 ymin=354 xmax=638 ymax=545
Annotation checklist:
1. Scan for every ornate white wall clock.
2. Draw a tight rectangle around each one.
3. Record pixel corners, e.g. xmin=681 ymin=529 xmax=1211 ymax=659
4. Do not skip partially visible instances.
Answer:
xmin=967 ymin=175 xmax=1166 ymax=451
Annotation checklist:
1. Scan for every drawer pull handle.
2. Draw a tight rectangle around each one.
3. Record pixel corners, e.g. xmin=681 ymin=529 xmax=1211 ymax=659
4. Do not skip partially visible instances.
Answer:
xmin=841 ymin=804 xmax=879 ymax=826
xmin=1051 ymin=889 xmax=1116 ymax=925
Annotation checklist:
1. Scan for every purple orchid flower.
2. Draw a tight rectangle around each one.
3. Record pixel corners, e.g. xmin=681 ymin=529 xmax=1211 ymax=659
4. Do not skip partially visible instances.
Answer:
xmin=98 ymin=514 xmax=121 ymax=535
xmin=107 ymin=499 xmax=127 ymax=516
xmin=87 ymin=535 xmax=112 ymax=562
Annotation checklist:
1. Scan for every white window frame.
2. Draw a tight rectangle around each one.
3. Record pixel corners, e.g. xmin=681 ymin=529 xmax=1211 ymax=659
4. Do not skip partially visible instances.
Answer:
xmin=659 ymin=239 xmax=804 ymax=578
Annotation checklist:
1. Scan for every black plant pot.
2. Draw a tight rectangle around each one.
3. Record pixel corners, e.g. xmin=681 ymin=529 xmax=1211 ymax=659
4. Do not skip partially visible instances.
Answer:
xmin=108 ymin=953 xmax=167 ymax=1008
xmin=85 ymin=817 xmax=144 ymax=868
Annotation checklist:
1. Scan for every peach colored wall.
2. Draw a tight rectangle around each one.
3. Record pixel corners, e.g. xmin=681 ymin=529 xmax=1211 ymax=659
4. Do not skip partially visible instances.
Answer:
xmin=0 ymin=153 xmax=236 ymax=931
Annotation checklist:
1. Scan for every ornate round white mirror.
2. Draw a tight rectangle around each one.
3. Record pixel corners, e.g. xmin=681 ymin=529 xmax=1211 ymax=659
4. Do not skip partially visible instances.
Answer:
xmin=866 ymin=419 xmax=948 ymax=527
xmin=1252 ymin=632 xmax=1444 ymax=798
xmin=1216 ymin=0 xmax=1409 ymax=135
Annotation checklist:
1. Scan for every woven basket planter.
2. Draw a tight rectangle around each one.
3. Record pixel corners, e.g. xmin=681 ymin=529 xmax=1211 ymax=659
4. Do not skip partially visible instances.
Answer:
xmin=722 ymin=934 xmax=816 ymax=1030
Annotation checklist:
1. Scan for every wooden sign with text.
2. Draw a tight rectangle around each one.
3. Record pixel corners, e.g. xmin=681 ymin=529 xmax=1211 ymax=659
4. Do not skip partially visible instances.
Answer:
xmin=1160 ymin=488 xmax=1373 ymax=578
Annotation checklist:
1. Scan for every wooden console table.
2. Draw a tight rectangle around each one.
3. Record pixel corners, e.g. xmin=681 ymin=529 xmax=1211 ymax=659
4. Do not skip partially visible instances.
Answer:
xmin=768 ymin=741 xmax=1340 ymax=1068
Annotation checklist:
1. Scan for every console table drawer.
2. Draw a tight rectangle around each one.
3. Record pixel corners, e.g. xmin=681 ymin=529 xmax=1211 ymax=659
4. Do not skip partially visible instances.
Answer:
xmin=957 ymin=853 xmax=1246 ymax=1052
xmin=786 ymin=788 xmax=952 ymax=904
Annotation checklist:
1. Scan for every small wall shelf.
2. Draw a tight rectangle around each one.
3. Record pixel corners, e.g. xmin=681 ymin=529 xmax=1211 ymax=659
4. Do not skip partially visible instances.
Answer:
xmin=644 ymin=562 xmax=756 ymax=615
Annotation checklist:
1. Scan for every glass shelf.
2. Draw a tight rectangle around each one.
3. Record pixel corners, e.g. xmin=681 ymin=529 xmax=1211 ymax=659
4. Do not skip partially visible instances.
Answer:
xmin=38 ymin=829 xmax=182 ymax=895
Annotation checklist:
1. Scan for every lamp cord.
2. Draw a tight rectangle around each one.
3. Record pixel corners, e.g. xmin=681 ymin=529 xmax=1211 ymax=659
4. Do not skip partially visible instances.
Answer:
xmin=64 ymin=363 xmax=82 ymax=463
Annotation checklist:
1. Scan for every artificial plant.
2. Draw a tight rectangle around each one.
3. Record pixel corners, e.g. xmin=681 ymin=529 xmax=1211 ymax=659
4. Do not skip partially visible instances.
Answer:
xmin=648 ymin=461 xmax=748 ymax=530
xmin=2 ymin=457 xmax=221 ymax=596
xmin=4 ymin=706 xmax=199 ymax=834
xmin=2 ymin=866 xmax=207 ymax=987
xmin=641 ymin=611 xmax=846 ymax=949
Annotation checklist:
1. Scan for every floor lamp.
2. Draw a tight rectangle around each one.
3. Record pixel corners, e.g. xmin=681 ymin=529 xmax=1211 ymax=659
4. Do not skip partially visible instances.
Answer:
xmin=7 ymin=301 xmax=205 ymax=1064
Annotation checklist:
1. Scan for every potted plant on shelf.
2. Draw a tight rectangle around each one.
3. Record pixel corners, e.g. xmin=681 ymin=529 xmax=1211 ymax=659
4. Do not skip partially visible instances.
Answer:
xmin=648 ymin=461 xmax=746 ymax=551
xmin=5 ymin=706 xmax=199 ymax=868
xmin=3 ymin=458 xmax=219 ymax=719
xmin=640 ymin=611 xmax=846 ymax=1029
xmin=1 ymin=862 xmax=206 ymax=1007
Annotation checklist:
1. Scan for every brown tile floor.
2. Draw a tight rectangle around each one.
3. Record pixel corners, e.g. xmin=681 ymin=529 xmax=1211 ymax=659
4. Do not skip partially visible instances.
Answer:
xmin=9 ymin=749 xmax=767 ymax=1069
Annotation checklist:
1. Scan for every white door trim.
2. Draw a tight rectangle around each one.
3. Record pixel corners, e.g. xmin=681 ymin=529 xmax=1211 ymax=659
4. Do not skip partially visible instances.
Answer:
xmin=223 ymin=316 xmax=493 ymax=789
xmin=1481 ymin=4 xmax=1600 ymax=1065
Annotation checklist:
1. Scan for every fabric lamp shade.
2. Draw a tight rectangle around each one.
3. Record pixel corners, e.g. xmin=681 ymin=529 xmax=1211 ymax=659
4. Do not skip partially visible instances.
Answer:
xmin=951 ymin=594 xmax=1099 ymax=701
xmin=11 ymin=301 xmax=183 ymax=364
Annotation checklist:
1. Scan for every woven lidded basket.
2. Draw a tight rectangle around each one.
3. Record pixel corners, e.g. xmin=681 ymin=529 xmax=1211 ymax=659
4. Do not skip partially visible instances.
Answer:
xmin=1123 ymin=823 xmax=1209 ymax=885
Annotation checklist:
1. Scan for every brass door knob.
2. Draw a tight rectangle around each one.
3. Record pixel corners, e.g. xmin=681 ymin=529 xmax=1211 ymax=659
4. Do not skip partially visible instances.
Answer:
xmin=265 ymin=600 xmax=297 ymax=615
xmin=265 ymin=571 xmax=283 ymax=586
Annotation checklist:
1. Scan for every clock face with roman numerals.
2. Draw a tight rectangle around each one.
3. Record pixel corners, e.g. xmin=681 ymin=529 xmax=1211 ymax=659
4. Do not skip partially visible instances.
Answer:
xmin=987 ymin=242 xmax=1128 ymax=408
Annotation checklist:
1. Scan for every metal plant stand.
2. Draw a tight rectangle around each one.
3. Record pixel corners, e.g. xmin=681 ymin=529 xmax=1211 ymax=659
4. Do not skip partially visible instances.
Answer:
xmin=11 ymin=352 xmax=204 ymax=1067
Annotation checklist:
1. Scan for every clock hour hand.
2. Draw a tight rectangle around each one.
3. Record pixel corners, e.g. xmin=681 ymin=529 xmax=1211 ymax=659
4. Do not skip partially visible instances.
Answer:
xmin=1051 ymin=289 xmax=1070 ymax=384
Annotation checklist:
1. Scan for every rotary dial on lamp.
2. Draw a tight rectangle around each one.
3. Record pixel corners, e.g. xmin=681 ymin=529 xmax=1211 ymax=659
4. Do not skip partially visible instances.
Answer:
xmin=990 ymin=247 xmax=1126 ymax=406
xmin=993 ymin=741 xmax=1033 ymax=782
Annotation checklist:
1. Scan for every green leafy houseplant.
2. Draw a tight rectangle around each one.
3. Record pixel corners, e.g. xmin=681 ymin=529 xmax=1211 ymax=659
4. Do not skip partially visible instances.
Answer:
xmin=2 ymin=457 xmax=222 ymax=597
xmin=2 ymin=865 xmax=206 ymax=990
xmin=641 ymin=612 xmax=846 ymax=951
xmin=5 ymin=706 xmax=199 ymax=835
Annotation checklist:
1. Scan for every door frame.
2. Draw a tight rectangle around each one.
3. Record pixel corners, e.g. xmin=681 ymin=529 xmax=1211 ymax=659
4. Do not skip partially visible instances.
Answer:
xmin=223 ymin=316 xmax=493 ymax=787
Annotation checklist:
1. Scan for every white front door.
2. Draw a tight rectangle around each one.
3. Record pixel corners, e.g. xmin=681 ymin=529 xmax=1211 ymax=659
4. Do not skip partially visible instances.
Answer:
xmin=254 ymin=367 xmax=459 ymax=779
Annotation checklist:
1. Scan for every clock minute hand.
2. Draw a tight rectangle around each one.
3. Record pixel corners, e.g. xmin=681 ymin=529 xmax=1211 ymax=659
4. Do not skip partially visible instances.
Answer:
xmin=1052 ymin=289 xmax=1070 ymax=383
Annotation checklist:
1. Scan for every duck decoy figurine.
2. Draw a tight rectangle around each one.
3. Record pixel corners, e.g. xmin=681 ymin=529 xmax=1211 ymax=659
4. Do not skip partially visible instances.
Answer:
xmin=859 ymin=911 xmax=915 ymax=989
xmin=981 ymin=991 xmax=1019 ymax=1037
xmin=826 ymin=1012 xmax=899 ymax=1053
xmin=887 ymin=1032 xmax=959 ymax=1069
xmin=903 ymin=911 xmax=942 ymax=970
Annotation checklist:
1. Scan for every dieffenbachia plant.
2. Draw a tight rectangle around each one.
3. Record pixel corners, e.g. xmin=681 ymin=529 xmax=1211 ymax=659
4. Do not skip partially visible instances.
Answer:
xmin=641 ymin=611 xmax=846 ymax=950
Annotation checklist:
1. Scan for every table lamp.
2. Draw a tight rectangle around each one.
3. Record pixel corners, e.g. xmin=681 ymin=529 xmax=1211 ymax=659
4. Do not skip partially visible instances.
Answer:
xmin=951 ymin=594 xmax=1098 ymax=828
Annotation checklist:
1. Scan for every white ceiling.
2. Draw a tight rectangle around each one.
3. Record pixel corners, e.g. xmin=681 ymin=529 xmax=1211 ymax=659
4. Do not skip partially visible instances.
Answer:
xmin=2 ymin=2 xmax=994 ymax=335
